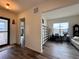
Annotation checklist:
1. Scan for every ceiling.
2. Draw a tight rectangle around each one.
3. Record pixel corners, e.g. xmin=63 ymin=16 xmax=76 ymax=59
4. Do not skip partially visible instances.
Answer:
xmin=0 ymin=0 xmax=48 ymax=13
xmin=0 ymin=0 xmax=79 ymax=14
xmin=42 ymin=3 xmax=79 ymax=20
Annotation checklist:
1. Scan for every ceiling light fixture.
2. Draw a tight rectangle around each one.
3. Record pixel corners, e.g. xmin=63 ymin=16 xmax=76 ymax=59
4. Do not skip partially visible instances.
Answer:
xmin=6 ymin=3 xmax=10 ymax=6
xmin=6 ymin=3 xmax=10 ymax=8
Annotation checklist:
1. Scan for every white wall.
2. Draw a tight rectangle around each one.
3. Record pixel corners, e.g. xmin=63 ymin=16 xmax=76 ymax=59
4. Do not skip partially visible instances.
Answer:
xmin=47 ymin=15 xmax=79 ymax=37
xmin=0 ymin=8 xmax=17 ymax=44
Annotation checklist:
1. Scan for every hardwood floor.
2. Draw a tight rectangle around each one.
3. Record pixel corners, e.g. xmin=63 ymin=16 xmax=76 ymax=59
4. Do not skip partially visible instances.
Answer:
xmin=43 ymin=41 xmax=79 ymax=59
xmin=1 ymin=42 xmax=79 ymax=59
xmin=0 ymin=45 xmax=48 ymax=59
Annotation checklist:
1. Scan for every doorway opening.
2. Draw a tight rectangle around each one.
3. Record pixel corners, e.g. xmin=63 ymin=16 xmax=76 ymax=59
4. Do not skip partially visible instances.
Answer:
xmin=20 ymin=18 xmax=25 ymax=48
xmin=0 ymin=17 xmax=10 ymax=47
xmin=41 ymin=3 xmax=79 ymax=59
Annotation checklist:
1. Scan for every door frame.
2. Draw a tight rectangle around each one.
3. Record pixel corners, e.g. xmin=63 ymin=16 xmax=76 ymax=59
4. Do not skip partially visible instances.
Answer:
xmin=0 ymin=17 xmax=10 ymax=47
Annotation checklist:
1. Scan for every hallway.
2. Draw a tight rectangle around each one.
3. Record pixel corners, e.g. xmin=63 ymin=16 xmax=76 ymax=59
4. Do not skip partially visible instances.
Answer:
xmin=43 ymin=41 xmax=79 ymax=59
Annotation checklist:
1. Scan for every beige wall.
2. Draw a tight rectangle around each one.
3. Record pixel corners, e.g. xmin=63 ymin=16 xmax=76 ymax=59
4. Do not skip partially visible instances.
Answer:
xmin=0 ymin=8 xmax=17 ymax=44
xmin=47 ymin=15 xmax=79 ymax=37
xmin=18 ymin=9 xmax=41 ymax=52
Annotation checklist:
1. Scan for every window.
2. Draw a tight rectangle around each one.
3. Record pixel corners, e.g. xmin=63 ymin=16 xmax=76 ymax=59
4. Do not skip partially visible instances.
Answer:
xmin=0 ymin=20 xmax=7 ymax=31
xmin=53 ymin=22 xmax=69 ymax=36
xmin=0 ymin=18 xmax=9 ymax=46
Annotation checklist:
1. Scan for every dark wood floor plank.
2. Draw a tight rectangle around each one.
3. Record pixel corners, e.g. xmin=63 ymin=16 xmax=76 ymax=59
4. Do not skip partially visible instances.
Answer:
xmin=0 ymin=46 xmax=48 ymax=59
xmin=43 ymin=41 xmax=79 ymax=59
